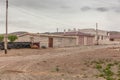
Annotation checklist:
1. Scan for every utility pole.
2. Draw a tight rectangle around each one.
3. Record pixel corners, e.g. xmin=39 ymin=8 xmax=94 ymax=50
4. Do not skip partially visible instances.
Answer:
xmin=64 ymin=29 xmax=66 ymax=35
xmin=4 ymin=0 xmax=8 ymax=54
xmin=96 ymin=23 xmax=99 ymax=45
xmin=57 ymin=28 xmax=58 ymax=33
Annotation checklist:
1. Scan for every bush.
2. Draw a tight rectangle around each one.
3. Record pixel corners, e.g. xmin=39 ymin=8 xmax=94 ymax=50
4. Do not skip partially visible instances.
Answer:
xmin=41 ymin=46 xmax=47 ymax=49
xmin=8 ymin=35 xmax=18 ymax=42
xmin=0 ymin=35 xmax=4 ymax=42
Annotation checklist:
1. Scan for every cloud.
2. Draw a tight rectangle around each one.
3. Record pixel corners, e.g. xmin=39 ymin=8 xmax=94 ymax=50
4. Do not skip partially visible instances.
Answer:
xmin=60 ymin=5 xmax=71 ymax=9
xmin=115 ymin=9 xmax=120 ymax=13
xmin=1 ymin=0 xmax=120 ymax=33
xmin=96 ymin=7 xmax=109 ymax=12
xmin=111 ymin=6 xmax=120 ymax=13
xmin=81 ymin=6 xmax=92 ymax=11
xmin=81 ymin=6 xmax=110 ymax=12
xmin=9 ymin=0 xmax=65 ymax=9
xmin=4 ymin=0 xmax=118 ymax=13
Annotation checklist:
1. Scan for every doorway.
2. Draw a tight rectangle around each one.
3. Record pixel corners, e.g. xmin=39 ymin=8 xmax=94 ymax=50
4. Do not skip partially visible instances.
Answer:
xmin=49 ymin=38 xmax=53 ymax=48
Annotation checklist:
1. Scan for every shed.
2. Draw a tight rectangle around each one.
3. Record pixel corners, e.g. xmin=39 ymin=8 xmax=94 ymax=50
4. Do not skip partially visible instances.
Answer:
xmin=16 ymin=33 xmax=77 ymax=48
xmin=109 ymin=32 xmax=120 ymax=42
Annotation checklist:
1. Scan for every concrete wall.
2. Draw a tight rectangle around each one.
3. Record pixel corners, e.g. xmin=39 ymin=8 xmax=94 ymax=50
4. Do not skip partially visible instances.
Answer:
xmin=53 ymin=37 xmax=76 ymax=48
xmin=16 ymin=35 xmax=48 ymax=48
xmin=78 ymin=36 xmax=94 ymax=46
xmin=84 ymin=37 xmax=87 ymax=45
xmin=114 ymin=38 xmax=120 ymax=41
xmin=78 ymin=36 xmax=84 ymax=46
xmin=16 ymin=34 xmax=76 ymax=48
xmin=93 ymin=35 xmax=110 ymax=45
xmin=86 ymin=37 xmax=94 ymax=45
xmin=39 ymin=37 xmax=49 ymax=48
xmin=15 ymin=35 xmax=32 ymax=42
xmin=79 ymin=29 xmax=110 ymax=45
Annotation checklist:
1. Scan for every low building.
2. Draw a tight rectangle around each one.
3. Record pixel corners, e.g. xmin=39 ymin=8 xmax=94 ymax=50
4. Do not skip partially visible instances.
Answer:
xmin=64 ymin=32 xmax=95 ymax=46
xmin=78 ymin=28 xmax=110 ymax=45
xmin=109 ymin=31 xmax=120 ymax=43
xmin=15 ymin=33 xmax=77 ymax=48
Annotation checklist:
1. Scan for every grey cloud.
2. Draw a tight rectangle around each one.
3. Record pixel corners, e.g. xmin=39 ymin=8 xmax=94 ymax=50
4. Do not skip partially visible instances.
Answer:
xmin=0 ymin=20 xmax=29 ymax=24
xmin=1 ymin=0 xmax=120 ymax=33
xmin=0 ymin=0 xmax=5 ymax=3
xmin=8 ymin=0 xmax=115 ymax=13
xmin=8 ymin=0 xmax=84 ymax=13
xmin=115 ymin=9 xmax=120 ymax=12
xmin=112 ymin=7 xmax=120 ymax=13
xmin=81 ymin=6 xmax=92 ymax=11
xmin=60 ymin=5 xmax=71 ymax=9
xmin=81 ymin=6 xmax=110 ymax=12
xmin=9 ymin=0 xmax=65 ymax=9
xmin=96 ymin=7 xmax=109 ymax=12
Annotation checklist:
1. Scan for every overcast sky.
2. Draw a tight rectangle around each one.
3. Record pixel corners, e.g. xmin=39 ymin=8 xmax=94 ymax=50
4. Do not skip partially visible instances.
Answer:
xmin=0 ymin=0 xmax=120 ymax=33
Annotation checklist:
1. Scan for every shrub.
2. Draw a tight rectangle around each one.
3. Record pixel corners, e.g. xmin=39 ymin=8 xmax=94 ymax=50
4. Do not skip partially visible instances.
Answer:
xmin=8 ymin=35 xmax=18 ymax=42
xmin=0 ymin=35 xmax=4 ymax=42
xmin=41 ymin=46 xmax=47 ymax=49
xmin=96 ymin=64 xmax=102 ymax=70
xmin=55 ymin=66 xmax=60 ymax=72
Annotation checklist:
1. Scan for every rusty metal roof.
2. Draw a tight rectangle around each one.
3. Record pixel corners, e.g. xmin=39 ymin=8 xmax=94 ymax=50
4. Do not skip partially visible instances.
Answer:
xmin=64 ymin=32 xmax=94 ymax=37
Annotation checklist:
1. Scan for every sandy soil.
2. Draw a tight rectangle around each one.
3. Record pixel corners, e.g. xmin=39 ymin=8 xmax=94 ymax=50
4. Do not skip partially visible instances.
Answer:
xmin=0 ymin=45 xmax=120 ymax=80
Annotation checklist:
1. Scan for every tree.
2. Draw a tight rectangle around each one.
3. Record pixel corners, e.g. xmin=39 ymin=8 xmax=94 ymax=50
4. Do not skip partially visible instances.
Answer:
xmin=0 ymin=35 xmax=4 ymax=42
xmin=8 ymin=35 xmax=18 ymax=42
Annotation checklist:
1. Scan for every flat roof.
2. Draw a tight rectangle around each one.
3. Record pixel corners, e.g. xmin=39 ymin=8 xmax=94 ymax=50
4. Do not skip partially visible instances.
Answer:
xmin=18 ymin=33 xmax=76 ymax=39
xmin=64 ymin=32 xmax=95 ymax=37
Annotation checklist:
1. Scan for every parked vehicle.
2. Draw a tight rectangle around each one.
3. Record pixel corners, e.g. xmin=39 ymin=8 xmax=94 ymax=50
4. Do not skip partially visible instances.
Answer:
xmin=0 ymin=42 xmax=31 ymax=50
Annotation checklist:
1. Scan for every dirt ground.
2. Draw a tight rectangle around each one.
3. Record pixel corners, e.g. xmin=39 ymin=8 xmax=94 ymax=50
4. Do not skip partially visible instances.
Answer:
xmin=0 ymin=45 xmax=120 ymax=80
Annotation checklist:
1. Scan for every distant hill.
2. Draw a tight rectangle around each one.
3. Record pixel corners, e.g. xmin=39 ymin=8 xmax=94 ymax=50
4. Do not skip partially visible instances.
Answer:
xmin=9 ymin=31 xmax=28 ymax=36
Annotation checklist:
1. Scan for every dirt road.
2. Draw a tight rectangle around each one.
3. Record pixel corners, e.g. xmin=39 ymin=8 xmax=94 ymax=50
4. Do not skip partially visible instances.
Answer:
xmin=0 ymin=44 xmax=120 ymax=80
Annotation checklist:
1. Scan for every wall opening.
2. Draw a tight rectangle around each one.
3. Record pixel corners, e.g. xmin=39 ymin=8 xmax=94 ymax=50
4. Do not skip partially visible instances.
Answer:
xmin=49 ymin=38 xmax=53 ymax=48
xmin=110 ymin=38 xmax=114 ymax=41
